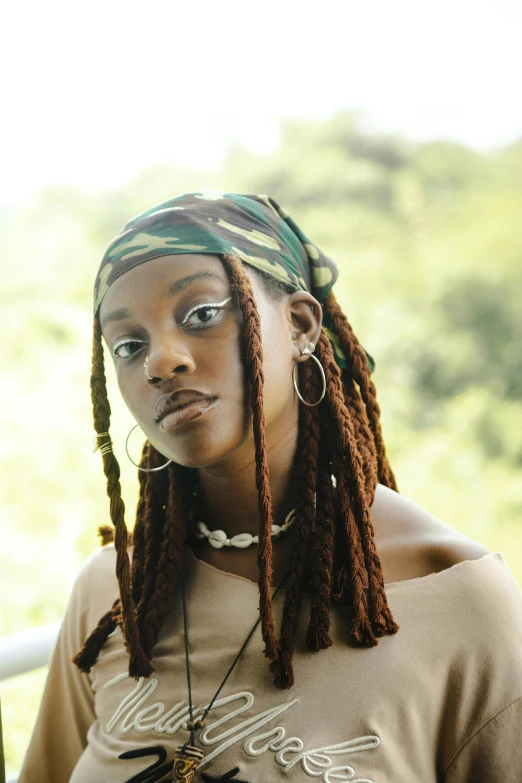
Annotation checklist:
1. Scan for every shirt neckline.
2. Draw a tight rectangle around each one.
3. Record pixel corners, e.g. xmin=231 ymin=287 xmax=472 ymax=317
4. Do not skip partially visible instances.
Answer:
xmin=187 ymin=547 xmax=504 ymax=593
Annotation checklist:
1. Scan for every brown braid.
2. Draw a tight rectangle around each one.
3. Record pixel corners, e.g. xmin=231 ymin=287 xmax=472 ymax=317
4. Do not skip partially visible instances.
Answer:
xmin=306 ymin=424 xmax=336 ymax=652
xmin=98 ymin=525 xmax=116 ymax=546
xmin=220 ymin=254 xmax=279 ymax=662
xmin=76 ymin=255 xmax=400 ymax=687
xmin=318 ymin=330 xmax=398 ymax=640
xmin=72 ymin=599 xmax=120 ymax=673
xmin=343 ymin=380 xmax=378 ymax=503
xmin=74 ymin=445 xmax=152 ymax=671
xmin=88 ymin=318 xmax=152 ymax=677
xmin=270 ymin=359 xmax=321 ymax=687
xmin=135 ymin=447 xmax=171 ymax=637
xmin=341 ymin=381 xmax=398 ymax=634
xmin=324 ymin=292 xmax=398 ymax=491
xmin=130 ymin=441 xmax=153 ymax=606
xmin=141 ymin=462 xmax=191 ymax=654
xmin=317 ymin=330 xmax=376 ymax=643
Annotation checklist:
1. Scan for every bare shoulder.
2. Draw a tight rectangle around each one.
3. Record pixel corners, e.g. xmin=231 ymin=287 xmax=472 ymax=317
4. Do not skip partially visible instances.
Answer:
xmin=370 ymin=483 xmax=492 ymax=583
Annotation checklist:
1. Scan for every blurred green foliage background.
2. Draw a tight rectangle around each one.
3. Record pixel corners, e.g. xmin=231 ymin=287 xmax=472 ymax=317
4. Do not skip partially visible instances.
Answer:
xmin=1 ymin=111 xmax=521 ymax=775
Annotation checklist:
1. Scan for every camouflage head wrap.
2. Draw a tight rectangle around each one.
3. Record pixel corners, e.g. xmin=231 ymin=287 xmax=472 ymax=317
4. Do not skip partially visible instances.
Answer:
xmin=94 ymin=191 xmax=375 ymax=372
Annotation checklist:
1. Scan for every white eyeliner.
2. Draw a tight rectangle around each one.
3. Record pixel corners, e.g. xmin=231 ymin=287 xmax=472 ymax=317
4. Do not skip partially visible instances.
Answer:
xmin=181 ymin=296 xmax=232 ymax=325
xmin=111 ymin=297 xmax=232 ymax=357
xmin=111 ymin=337 xmax=146 ymax=357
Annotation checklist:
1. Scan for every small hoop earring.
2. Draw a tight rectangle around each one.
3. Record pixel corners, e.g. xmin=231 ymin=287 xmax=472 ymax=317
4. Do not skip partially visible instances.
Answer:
xmin=293 ymin=350 xmax=327 ymax=407
xmin=144 ymin=356 xmax=154 ymax=382
xmin=125 ymin=424 xmax=172 ymax=472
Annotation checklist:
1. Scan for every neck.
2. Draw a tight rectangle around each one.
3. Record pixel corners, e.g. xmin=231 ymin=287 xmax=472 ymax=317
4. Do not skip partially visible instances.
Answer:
xmin=196 ymin=423 xmax=299 ymax=537
xmin=190 ymin=422 xmax=301 ymax=586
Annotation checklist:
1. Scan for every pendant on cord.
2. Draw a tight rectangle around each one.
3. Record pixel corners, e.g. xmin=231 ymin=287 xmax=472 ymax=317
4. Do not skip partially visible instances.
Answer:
xmin=172 ymin=745 xmax=204 ymax=782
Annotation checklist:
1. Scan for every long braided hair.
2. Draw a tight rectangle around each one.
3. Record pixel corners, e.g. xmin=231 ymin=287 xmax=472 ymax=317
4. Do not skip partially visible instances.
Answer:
xmin=73 ymin=253 xmax=399 ymax=687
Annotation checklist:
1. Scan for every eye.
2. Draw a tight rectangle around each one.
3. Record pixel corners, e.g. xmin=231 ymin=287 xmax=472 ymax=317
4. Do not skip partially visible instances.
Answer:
xmin=112 ymin=338 xmax=147 ymax=360
xmin=181 ymin=297 xmax=232 ymax=330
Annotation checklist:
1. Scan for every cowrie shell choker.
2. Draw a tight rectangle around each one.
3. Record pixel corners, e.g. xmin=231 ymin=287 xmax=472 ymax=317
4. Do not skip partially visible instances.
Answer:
xmin=192 ymin=508 xmax=296 ymax=549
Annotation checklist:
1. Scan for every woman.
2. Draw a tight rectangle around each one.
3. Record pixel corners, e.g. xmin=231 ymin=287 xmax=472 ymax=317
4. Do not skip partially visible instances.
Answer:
xmin=19 ymin=192 xmax=522 ymax=782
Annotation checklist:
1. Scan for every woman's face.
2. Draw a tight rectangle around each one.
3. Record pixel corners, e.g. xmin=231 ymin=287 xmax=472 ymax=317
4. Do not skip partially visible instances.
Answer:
xmin=99 ymin=254 xmax=321 ymax=469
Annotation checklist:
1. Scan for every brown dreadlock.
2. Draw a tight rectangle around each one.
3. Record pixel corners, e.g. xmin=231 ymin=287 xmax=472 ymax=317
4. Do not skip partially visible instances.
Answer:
xmin=73 ymin=253 xmax=399 ymax=688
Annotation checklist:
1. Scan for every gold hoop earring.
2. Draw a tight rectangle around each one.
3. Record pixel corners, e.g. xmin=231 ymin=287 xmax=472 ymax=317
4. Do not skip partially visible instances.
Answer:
xmin=144 ymin=356 xmax=154 ymax=381
xmin=125 ymin=424 xmax=172 ymax=472
xmin=292 ymin=346 xmax=326 ymax=407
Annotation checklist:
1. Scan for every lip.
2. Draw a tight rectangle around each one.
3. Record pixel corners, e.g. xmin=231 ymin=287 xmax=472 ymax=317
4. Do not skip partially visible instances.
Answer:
xmin=156 ymin=389 xmax=216 ymax=421
xmin=155 ymin=390 xmax=218 ymax=430
xmin=159 ymin=398 xmax=217 ymax=431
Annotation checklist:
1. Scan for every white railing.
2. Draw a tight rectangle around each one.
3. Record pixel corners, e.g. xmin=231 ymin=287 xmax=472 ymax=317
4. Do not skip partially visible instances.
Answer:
xmin=0 ymin=623 xmax=60 ymax=783
xmin=0 ymin=623 xmax=59 ymax=682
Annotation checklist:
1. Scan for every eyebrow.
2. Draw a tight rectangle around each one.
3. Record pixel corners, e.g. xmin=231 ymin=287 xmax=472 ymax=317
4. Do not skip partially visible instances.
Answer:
xmin=100 ymin=270 xmax=225 ymax=329
xmin=162 ymin=271 xmax=223 ymax=298
xmin=100 ymin=307 xmax=131 ymax=329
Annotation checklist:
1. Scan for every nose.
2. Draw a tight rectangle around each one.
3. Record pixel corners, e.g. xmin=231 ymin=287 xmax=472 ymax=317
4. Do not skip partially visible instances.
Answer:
xmin=144 ymin=339 xmax=196 ymax=384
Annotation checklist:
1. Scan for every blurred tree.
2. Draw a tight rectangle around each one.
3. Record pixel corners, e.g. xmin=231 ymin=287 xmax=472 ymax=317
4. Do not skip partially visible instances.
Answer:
xmin=2 ymin=109 xmax=522 ymax=776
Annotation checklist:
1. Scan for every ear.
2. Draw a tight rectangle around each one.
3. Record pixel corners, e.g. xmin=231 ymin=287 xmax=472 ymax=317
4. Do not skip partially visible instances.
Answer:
xmin=287 ymin=292 xmax=323 ymax=362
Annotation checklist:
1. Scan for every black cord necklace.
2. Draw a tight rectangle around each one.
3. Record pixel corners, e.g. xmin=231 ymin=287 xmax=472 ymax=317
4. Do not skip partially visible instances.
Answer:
xmin=172 ymin=557 xmax=289 ymax=783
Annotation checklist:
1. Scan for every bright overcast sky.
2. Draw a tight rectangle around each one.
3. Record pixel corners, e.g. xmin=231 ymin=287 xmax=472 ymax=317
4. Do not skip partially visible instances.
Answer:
xmin=2 ymin=0 xmax=521 ymax=204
